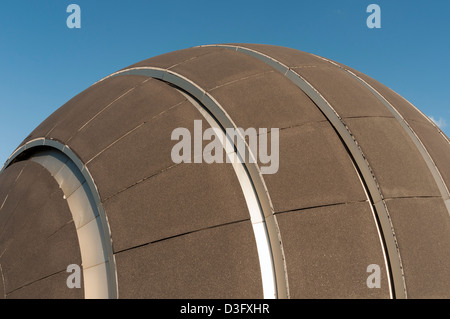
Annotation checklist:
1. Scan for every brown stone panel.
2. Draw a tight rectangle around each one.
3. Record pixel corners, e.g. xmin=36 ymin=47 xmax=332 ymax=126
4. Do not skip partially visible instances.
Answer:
xmin=86 ymin=100 xmax=207 ymax=201
xmin=0 ymin=161 xmax=81 ymax=296
xmin=293 ymin=66 xmax=394 ymax=118
xmin=263 ymin=122 xmax=367 ymax=213
xmin=276 ymin=202 xmax=390 ymax=299
xmin=19 ymin=104 xmax=69 ymax=147
xmin=43 ymin=75 xmax=148 ymax=144
xmin=229 ymin=43 xmax=334 ymax=68
xmin=405 ymin=120 xmax=450 ymax=190
xmin=234 ymin=44 xmax=426 ymax=124
xmin=168 ymin=49 xmax=274 ymax=91
xmin=6 ymin=270 xmax=83 ymax=299
xmin=0 ymin=162 xmax=59 ymax=247
xmin=114 ymin=221 xmax=263 ymax=298
xmin=68 ymin=78 xmax=186 ymax=163
xmin=346 ymin=68 xmax=429 ymax=124
xmin=105 ymin=161 xmax=249 ymax=253
xmin=209 ymin=71 xmax=326 ymax=130
xmin=125 ymin=46 xmax=225 ymax=70
xmin=385 ymin=198 xmax=450 ymax=298
xmin=344 ymin=117 xmax=440 ymax=198
xmin=1 ymin=187 xmax=73 ymax=266
xmin=21 ymin=75 xmax=148 ymax=147
xmin=0 ymin=161 xmax=27 ymax=209
xmin=0 ymin=162 xmax=45 ymax=251
xmin=2 ymin=221 xmax=81 ymax=295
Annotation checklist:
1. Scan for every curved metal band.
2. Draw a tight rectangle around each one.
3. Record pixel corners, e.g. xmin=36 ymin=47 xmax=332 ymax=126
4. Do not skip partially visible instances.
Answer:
xmin=98 ymin=67 xmax=290 ymax=299
xmin=1 ymin=139 xmax=118 ymax=299
xmin=310 ymin=55 xmax=450 ymax=216
xmin=203 ymin=44 xmax=407 ymax=299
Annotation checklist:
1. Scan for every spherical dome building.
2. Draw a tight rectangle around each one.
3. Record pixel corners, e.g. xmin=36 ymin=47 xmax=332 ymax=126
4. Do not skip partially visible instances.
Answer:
xmin=0 ymin=44 xmax=449 ymax=299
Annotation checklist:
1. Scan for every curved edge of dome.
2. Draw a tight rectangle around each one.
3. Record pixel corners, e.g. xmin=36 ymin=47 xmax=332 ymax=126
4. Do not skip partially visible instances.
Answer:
xmin=1 ymin=138 xmax=118 ymax=299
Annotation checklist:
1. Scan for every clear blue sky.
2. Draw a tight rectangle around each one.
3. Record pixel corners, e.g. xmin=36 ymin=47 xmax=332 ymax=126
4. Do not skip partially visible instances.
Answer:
xmin=1 ymin=0 xmax=449 ymax=165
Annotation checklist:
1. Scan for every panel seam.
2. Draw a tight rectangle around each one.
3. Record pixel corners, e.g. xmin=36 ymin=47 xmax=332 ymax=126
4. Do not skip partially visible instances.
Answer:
xmin=114 ymin=218 xmax=251 ymax=255
xmin=313 ymin=55 xmax=450 ymax=212
xmin=97 ymin=66 xmax=290 ymax=299
xmin=211 ymin=44 xmax=407 ymax=299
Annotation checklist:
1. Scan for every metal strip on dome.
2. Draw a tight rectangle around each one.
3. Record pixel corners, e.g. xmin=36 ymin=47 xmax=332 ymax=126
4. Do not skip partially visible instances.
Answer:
xmin=179 ymin=90 xmax=277 ymax=299
xmin=309 ymin=55 xmax=450 ymax=217
xmin=203 ymin=44 xmax=407 ymax=299
xmin=98 ymin=67 xmax=290 ymax=299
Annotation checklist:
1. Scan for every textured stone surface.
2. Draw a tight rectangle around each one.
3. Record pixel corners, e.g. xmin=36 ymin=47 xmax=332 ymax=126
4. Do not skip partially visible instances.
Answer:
xmin=0 ymin=161 xmax=82 ymax=298
xmin=1 ymin=186 xmax=73 ymax=260
xmin=405 ymin=119 xmax=450 ymax=190
xmin=167 ymin=48 xmax=274 ymax=91
xmin=295 ymin=65 xmax=394 ymax=118
xmin=209 ymin=70 xmax=325 ymax=130
xmin=22 ymin=75 xmax=148 ymax=145
xmin=344 ymin=117 xmax=440 ymax=198
xmin=0 ymin=162 xmax=44 ymax=252
xmin=347 ymin=68 xmax=430 ymax=124
xmin=263 ymin=121 xmax=367 ymax=213
xmin=386 ymin=197 xmax=450 ymax=298
xmin=0 ymin=161 xmax=27 ymax=211
xmin=115 ymin=221 xmax=262 ymax=298
xmin=127 ymin=46 xmax=223 ymax=70
xmin=2 ymin=222 xmax=81 ymax=294
xmin=6 ymin=270 xmax=83 ymax=299
xmin=87 ymin=99 xmax=207 ymax=201
xmin=229 ymin=43 xmax=334 ymax=68
xmin=68 ymin=78 xmax=186 ymax=163
xmin=276 ymin=202 xmax=390 ymax=299
xmin=104 ymin=161 xmax=250 ymax=253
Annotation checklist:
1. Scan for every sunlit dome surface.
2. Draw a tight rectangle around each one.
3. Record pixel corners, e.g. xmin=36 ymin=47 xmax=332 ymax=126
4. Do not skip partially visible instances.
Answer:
xmin=0 ymin=44 xmax=449 ymax=299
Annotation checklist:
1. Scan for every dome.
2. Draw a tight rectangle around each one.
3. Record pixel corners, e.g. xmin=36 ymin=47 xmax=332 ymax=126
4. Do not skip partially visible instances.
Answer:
xmin=0 ymin=44 xmax=449 ymax=299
